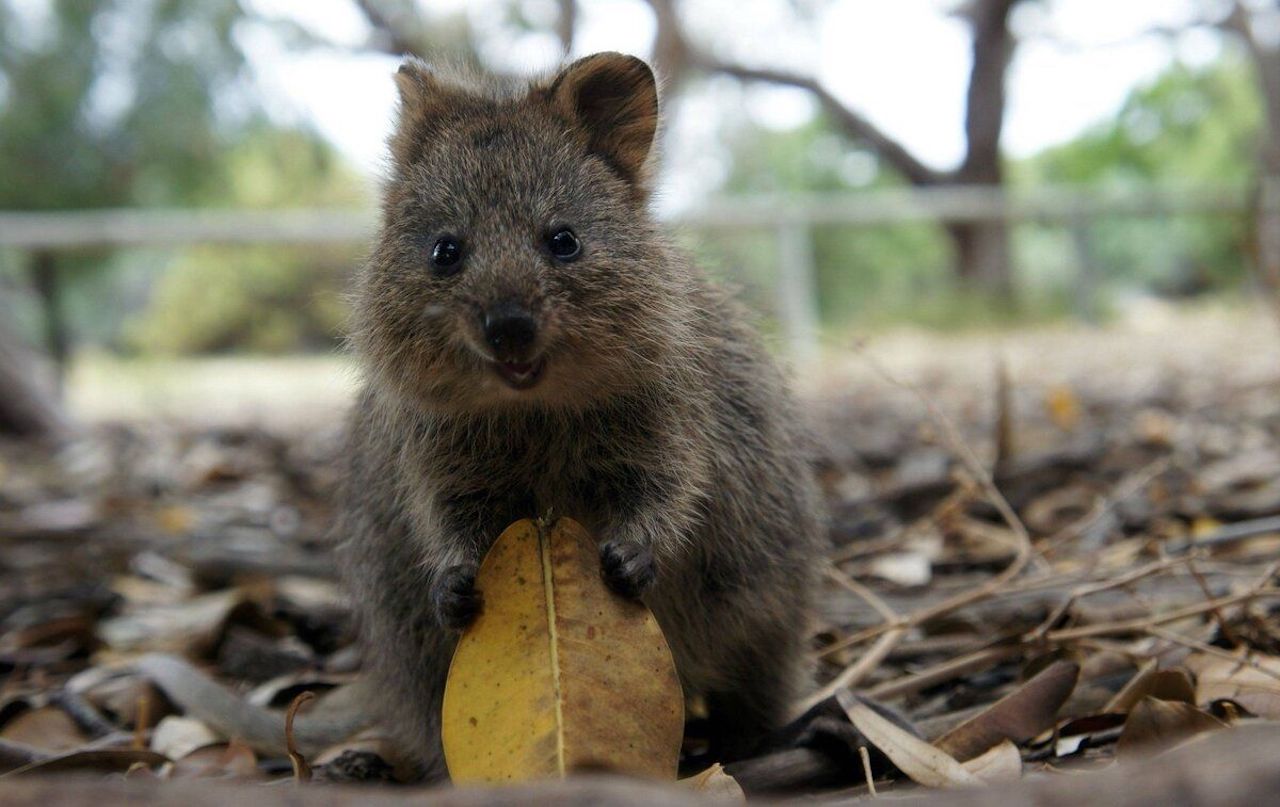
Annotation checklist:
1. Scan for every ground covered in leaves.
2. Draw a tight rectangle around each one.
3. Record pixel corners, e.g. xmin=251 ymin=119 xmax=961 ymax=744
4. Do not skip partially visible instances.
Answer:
xmin=2 ymin=304 xmax=1279 ymax=800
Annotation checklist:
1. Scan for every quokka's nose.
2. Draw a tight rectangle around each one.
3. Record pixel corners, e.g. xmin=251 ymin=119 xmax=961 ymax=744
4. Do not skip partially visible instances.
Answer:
xmin=482 ymin=303 xmax=538 ymax=355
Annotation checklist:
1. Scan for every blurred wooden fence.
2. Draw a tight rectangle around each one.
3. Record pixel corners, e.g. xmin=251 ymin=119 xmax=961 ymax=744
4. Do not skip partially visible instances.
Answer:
xmin=0 ymin=183 xmax=1261 ymax=364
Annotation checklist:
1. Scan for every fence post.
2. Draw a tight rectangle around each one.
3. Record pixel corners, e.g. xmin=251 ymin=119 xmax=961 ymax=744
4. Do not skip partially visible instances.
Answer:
xmin=775 ymin=221 xmax=820 ymax=366
xmin=1069 ymin=215 xmax=1101 ymax=324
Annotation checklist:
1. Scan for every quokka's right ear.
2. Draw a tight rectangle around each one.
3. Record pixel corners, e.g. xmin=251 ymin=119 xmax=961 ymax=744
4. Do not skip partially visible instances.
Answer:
xmin=389 ymin=58 xmax=462 ymax=166
xmin=547 ymin=52 xmax=659 ymax=190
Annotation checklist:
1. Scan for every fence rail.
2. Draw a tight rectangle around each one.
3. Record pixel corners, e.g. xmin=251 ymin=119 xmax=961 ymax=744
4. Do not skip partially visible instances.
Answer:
xmin=0 ymin=183 xmax=1254 ymax=249
xmin=0 ymin=182 xmax=1263 ymax=363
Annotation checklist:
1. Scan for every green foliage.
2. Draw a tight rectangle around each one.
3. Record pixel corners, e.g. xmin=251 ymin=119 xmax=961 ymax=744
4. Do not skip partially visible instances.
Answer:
xmin=0 ymin=1 xmax=366 ymax=356
xmin=711 ymin=118 xmax=953 ymax=330
xmin=0 ymin=0 xmax=248 ymax=210
xmin=123 ymin=125 xmax=366 ymax=355
xmin=1022 ymin=59 xmax=1262 ymax=292
xmin=125 ymin=245 xmax=354 ymax=355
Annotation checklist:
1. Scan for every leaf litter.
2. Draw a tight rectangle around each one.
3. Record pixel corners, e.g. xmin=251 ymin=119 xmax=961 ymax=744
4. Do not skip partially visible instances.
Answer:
xmin=2 ymin=318 xmax=1280 ymax=799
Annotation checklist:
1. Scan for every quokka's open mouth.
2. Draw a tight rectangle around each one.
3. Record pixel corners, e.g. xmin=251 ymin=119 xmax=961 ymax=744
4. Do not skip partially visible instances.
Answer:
xmin=492 ymin=358 xmax=546 ymax=390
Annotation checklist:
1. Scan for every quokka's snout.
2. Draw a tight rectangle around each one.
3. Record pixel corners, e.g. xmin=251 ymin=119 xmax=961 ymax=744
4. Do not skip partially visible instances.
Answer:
xmin=481 ymin=300 xmax=538 ymax=360
xmin=478 ymin=299 xmax=546 ymax=389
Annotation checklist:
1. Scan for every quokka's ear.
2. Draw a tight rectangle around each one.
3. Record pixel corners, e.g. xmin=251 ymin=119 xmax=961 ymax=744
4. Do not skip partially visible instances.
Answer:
xmin=390 ymin=58 xmax=465 ymax=167
xmin=547 ymin=52 xmax=658 ymax=187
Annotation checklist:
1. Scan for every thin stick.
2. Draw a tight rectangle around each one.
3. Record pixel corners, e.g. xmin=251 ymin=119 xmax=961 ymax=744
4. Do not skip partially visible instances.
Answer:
xmin=859 ymin=745 xmax=878 ymax=798
xmin=825 ymin=564 xmax=900 ymax=623
xmin=851 ymin=342 xmax=1040 ymax=601
xmin=285 ymin=691 xmax=315 ymax=784
xmin=132 ymin=693 xmax=150 ymax=751
xmin=1038 ymin=456 xmax=1171 ymax=559
xmin=865 ymin=644 xmax=1023 ymax=701
xmin=1027 ymin=554 xmax=1197 ymax=641
xmin=1188 ymin=558 xmax=1240 ymax=647
xmin=1045 ymin=588 xmax=1280 ymax=642
xmin=1145 ymin=626 xmax=1280 ymax=684
xmin=795 ymin=625 xmax=911 ymax=717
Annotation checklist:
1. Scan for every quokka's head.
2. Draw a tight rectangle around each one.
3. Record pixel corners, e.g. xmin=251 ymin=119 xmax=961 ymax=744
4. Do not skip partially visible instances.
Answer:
xmin=356 ymin=52 xmax=693 ymax=413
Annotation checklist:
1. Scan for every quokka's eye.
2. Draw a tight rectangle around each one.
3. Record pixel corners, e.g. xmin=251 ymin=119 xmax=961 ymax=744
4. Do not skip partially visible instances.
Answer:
xmin=430 ymin=236 xmax=464 ymax=276
xmin=546 ymin=228 xmax=581 ymax=261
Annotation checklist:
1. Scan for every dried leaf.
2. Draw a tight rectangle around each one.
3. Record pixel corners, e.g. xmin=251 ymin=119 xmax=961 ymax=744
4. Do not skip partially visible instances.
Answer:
xmin=96 ymin=590 xmax=243 ymax=655
xmin=441 ymin=518 xmax=683 ymax=784
xmin=286 ymin=691 xmax=315 ymax=782
xmin=169 ymin=739 xmax=259 ymax=780
xmin=1105 ymin=667 xmax=1195 ymax=714
xmin=150 ymin=716 xmax=219 ymax=760
xmin=681 ymin=763 xmax=745 ymax=801
xmin=1 ymin=748 xmax=169 ymax=778
xmin=935 ymin=660 xmax=1079 ymax=761
xmin=837 ymin=690 xmax=979 ymax=789
xmin=960 ymin=739 xmax=1021 ymax=783
xmin=1190 ymin=654 xmax=1280 ymax=719
xmin=1116 ymin=696 xmax=1226 ymax=760
xmin=1045 ymin=384 xmax=1082 ymax=431
xmin=0 ymin=706 xmax=87 ymax=752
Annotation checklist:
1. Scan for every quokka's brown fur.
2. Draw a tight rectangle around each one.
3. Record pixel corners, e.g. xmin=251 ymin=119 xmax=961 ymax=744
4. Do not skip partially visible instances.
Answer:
xmin=338 ymin=51 xmax=823 ymax=779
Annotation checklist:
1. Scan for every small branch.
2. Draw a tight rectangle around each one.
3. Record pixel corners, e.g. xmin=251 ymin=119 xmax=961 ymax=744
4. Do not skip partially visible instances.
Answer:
xmin=554 ymin=0 xmax=577 ymax=56
xmin=641 ymin=0 xmax=945 ymax=187
xmin=865 ymin=644 xmax=1024 ymax=701
xmin=351 ymin=0 xmax=425 ymax=58
xmin=1026 ymin=554 xmax=1197 ymax=642
xmin=1045 ymin=588 xmax=1280 ymax=643
xmin=1146 ymin=626 xmax=1280 ymax=684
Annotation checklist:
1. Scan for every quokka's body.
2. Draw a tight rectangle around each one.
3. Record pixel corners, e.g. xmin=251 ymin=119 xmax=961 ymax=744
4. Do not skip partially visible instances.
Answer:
xmin=338 ymin=52 xmax=823 ymax=779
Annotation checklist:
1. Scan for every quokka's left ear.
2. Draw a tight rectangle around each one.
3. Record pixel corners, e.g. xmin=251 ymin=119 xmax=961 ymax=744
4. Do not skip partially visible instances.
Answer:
xmin=545 ymin=52 xmax=659 ymax=188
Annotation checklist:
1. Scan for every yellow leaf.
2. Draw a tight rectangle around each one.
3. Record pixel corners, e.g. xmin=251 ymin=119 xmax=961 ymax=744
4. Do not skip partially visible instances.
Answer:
xmin=1044 ymin=384 xmax=1082 ymax=431
xmin=441 ymin=518 xmax=683 ymax=784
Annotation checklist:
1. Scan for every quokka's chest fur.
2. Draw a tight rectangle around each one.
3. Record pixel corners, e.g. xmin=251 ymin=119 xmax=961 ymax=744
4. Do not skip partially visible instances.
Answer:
xmin=399 ymin=392 xmax=709 ymax=538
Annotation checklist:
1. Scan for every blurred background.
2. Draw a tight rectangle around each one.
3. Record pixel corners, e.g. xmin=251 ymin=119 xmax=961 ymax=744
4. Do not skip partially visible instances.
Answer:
xmin=3 ymin=5 xmax=1280 ymax=785
xmin=0 ymin=0 xmax=1277 ymax=431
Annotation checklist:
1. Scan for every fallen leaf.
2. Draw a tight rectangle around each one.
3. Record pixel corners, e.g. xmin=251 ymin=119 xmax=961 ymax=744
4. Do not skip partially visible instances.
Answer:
xmin=66 ymin=669 xmax=173 ymax=728
xmin=935 ymin=660 xmax=1079 ymax=761
xmin=96 ymin=590 xmax=244 ymax=655
xmin=151 ymin=716 xmax=219 ymax=760
xmin=1189 ymin=653 xmax=1280 ymax=719
xmin=441 ymin=518 xmax=683 ymax=784
xmin=0 ymin=705 xmax=87 ymax=752
xmin=867 ymin=552 xmax=932 ymax=587
xmin=682 ymin=762 xmax=745 ymax=801
xmin=1045 ymin=384 xmax=1082 ymax=431
xmin=168 ymin=739 xmax=259 ymax=780
xmin=837 ymin=690 xmax=979 ymax=789
xmin=1105 ymin=667 xmax=1195 ymax=714
xmin=1052 ymin=713 xmax=1126 ymax=757
xmin=960 ymin=739 xmax=1021 ymax=784
xmin=1116 ymin=696 xmax=1226 ymax=760
xmin=1 ymin=748 xmax=169 ymax=778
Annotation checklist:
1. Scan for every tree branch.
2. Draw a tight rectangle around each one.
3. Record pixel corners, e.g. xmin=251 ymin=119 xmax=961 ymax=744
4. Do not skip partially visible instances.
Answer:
xmin=702 ymin=59 xmax=946 ymax=186
xmin=642 ymin=0 xmax=945 ymax=187
xmin=351 ymin=0 xmax=425 ymax=58
xmin=555 ymin=0 xmax=577 ymax=56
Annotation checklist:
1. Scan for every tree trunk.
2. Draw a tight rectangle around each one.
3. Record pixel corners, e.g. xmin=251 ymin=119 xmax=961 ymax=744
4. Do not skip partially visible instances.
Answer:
xmin=30 ymin=250 xmax=69 ymax=381
xmin=948 ymin=218 xmax=1014 ymax=301
xmin=0 ymin=316 xmax=70 ymax=441
xmin=1226 ymin=3 xmax=1280 ymax=318
xmin=949 ymin=0 xmax=1020 ymax=302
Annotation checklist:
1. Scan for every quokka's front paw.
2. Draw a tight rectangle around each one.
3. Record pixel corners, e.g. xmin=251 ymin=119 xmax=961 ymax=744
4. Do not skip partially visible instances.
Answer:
xmin=599 ymin=539 xmax=656 ymax=599
xmin=433 ymin=564 xmax=483 ymax=630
